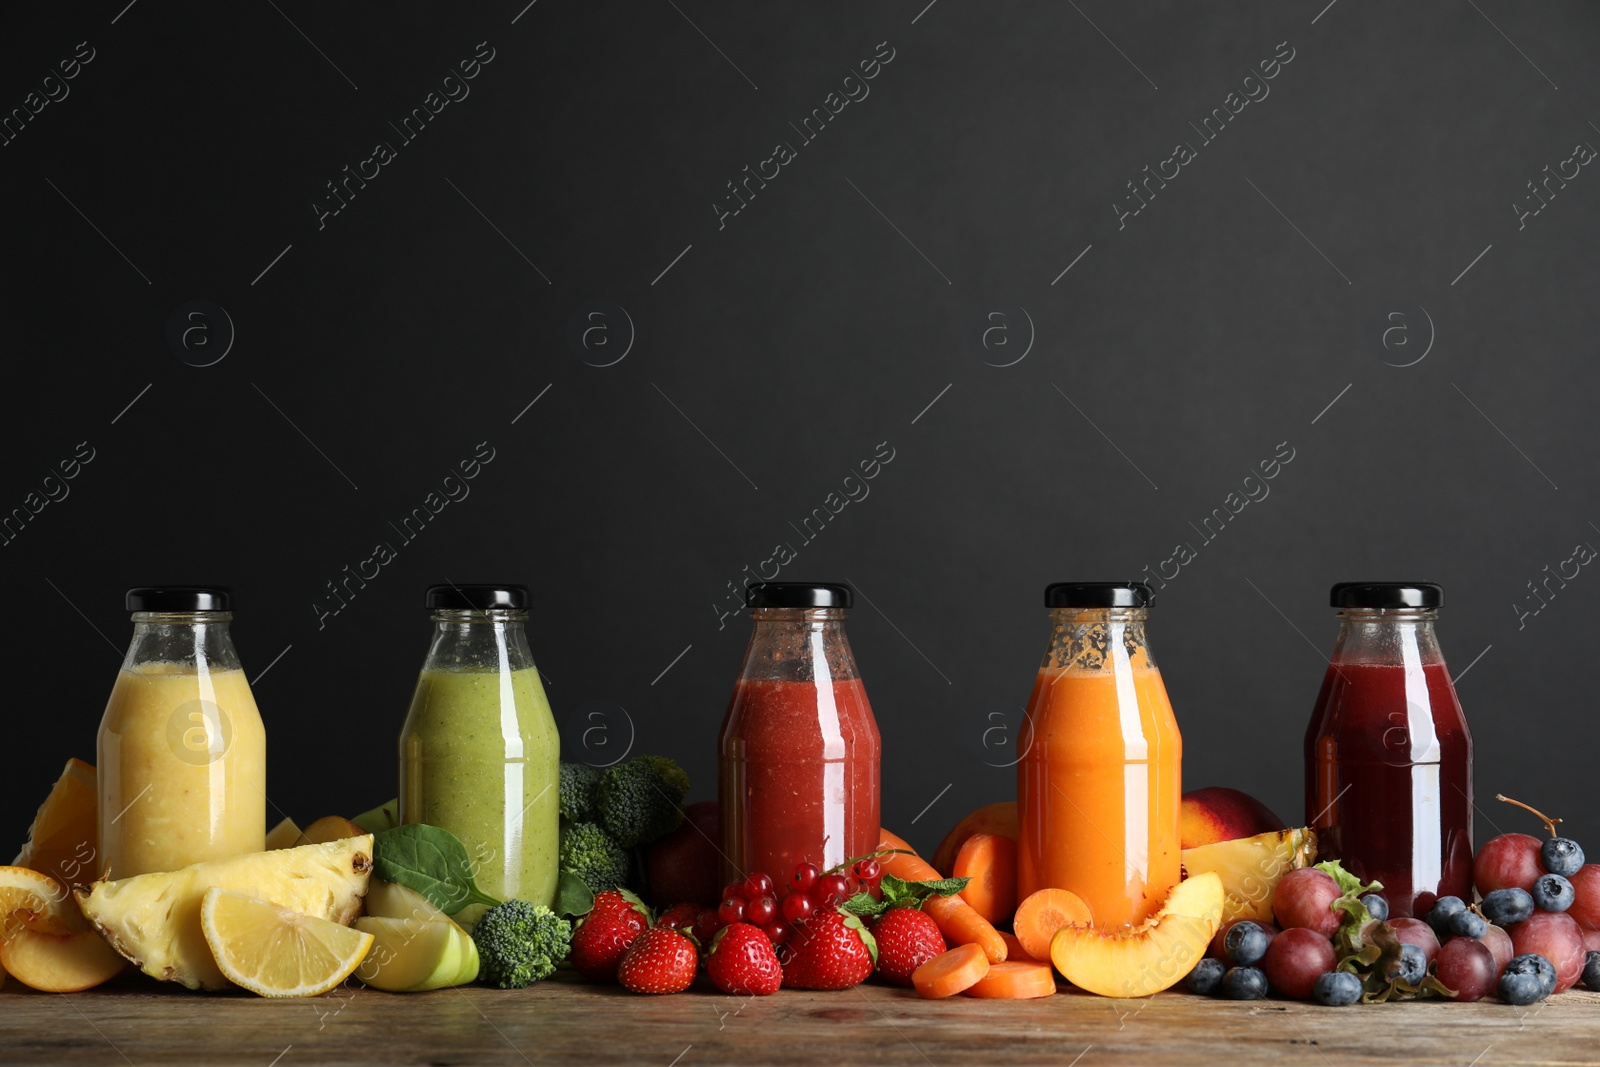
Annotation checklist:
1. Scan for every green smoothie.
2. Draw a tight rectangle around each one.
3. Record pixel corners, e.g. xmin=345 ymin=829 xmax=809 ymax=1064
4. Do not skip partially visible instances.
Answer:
xmin=399 ymin=666 xmax=560 ymax=923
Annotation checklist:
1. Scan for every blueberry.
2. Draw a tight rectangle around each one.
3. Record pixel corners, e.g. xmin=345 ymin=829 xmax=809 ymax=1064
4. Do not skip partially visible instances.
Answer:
xmin=1222 ymin=965 xmax=1269 ymax=1000
xmin=1185 ymin=957 xmax=1225 ymax=996
xmin=1224 ymin=920 xmax=1270 ymax=966
xmin=1500 ymin=953 xmax=1556 ymax=1003
xmin=1389 ymin=943 xmax=1427 ymax=986
xmin=1481 ymin=888 xmax=1535 ymax=926
xmin=1531 ymin=873 xmax=1575 ymax=913
xmin=1448 ymin=909 xmax=1487 ymax=940
xmin=1312 ymin=970 xmax=1362 ymax=1006
xmin=1541 ymin=837 xmax=1585 ymax=878
xmin=1584 ymin=951 xmax=1600 ymax=992
xmin=1359 ymin=893 xmax=1389 ymax=922
xmin=1425 ymin=895 xmax=1466 ymax=938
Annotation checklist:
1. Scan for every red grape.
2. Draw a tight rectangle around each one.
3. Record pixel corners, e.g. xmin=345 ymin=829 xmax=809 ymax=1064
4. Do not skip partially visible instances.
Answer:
xmin=1480 ymin=923 xmax=1514 ymax=976
xmin=1473 ymin=833 xmax=1543 ymax=895
xmin=743 ymin=872 xmax=774 ymax=900
xmin=1567 ymin=864 xmax=1600 ymax=929
xmin=1210 ymin=918 xmax=1279 ymax=961
xmin=1436 ymin=936 xmax=1496 ymax=1002
xmin=1584 ymin=927 xmax=1600 ymax=954
xmin=745 ymin=894 xmax=777 ymax=926
xmin=1273 ymin=869 xmax=1342 ymax=937
xmin=1389 ymin=918 xmax=1441 ymax=966
xmin=718 ymin=897 xmax=746 ymax=925
xmin=1262 ymin=927 xmax=1336 ymax=1000
xmin=1510 ymin=911 xmax=1586 ymax=992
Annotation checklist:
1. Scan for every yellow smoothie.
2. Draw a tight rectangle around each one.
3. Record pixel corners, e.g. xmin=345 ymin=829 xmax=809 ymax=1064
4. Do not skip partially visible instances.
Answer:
xmin=97 ymin=663 xmax=266 ymax=878
xmin=400 ymin=666 xmax=560 ymax=922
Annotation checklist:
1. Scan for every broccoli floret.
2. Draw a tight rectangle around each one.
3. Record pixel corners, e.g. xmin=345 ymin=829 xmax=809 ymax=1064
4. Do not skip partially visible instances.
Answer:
xmin=472 ymin=900 xmax=572 ymax=988
xmin=559 ymin=761 xmax=602 ymax=821
xmin=596 ymin=755 xmax=689 ymax=848
xmin=559 ymin=820 xmax=630 ymax=894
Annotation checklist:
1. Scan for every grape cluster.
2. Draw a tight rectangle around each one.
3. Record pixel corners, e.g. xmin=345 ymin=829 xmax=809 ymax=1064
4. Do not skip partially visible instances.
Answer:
xmin=1186 ymin=796 xmax=1600 ymax=1007
xmin=681 ymin=858 xmax=884 ymax=950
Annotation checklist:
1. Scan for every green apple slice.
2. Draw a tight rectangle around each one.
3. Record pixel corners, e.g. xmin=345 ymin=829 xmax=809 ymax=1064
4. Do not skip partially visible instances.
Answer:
xmin=354 ymin=916 xmax=461 ymax=992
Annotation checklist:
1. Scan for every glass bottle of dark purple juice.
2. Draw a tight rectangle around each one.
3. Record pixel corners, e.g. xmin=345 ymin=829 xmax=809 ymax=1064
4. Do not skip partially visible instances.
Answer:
xmin=1304 ymin=582 xmax=1473 ymax=917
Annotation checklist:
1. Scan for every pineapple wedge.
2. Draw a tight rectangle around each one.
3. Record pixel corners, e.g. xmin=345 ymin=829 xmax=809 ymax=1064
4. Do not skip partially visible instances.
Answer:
xmin=1180 ymin=827 xmax=1317 ymax=925
xmin=76 ymin=835 xmax=373 ymax=991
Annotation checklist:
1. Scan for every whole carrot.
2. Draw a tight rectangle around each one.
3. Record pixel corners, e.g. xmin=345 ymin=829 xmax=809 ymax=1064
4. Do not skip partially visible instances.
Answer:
xmin=876 ymin=829 xmax=1007 ymax=963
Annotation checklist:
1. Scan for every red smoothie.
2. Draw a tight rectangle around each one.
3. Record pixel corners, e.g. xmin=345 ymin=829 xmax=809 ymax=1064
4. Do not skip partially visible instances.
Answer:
xmin=1305 ymin=661 xmax=1473 ymax=916
xmin=719 ymin=677 xmax=881 ymax=883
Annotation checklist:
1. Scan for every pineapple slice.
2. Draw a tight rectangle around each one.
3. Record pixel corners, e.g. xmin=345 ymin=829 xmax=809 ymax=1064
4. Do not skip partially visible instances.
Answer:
xmin=76 ymin=835 xmax=373 ymax=991
xmin=1180 ymin=827 xmax=1317 ymax=925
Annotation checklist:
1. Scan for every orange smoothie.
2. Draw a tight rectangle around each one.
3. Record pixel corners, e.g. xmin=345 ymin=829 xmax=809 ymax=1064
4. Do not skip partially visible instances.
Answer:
xmin=1017 ymin=647 xmax=1181 ymax=928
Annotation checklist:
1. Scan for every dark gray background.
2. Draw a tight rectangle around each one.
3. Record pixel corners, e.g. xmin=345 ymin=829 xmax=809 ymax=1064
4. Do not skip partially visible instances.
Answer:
xmin=3 ymin=0 xmax=1596 ymax=860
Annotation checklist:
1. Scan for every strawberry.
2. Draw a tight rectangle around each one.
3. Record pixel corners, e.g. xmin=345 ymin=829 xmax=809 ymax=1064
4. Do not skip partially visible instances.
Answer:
xmin=570 ymin=890 xmax=651 ymax=981
xmin=617 ymin=926 xmax=699 ymax=994
xmin=781 ymin=907 xmax=877 ymax=990
xmin=870 ymin=907 xmax=945 ymax=986
xmin=704 ymin=922 xmax=782 ymax=996
xmin=656 ymin=901 xmax=700 ymax=930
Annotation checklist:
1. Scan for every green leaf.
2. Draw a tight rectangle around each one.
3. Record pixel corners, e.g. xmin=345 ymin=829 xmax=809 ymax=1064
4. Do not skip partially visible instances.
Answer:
xmin=554 ymin=869 xmax=596 ymax=918
xmin=875 ymin=874 xmax=971 ymax=911
xmin=351 ymin=799 xmax=399 ymax=834
xmin=372 ymin=823 xmax=501 ymax=915
xmin=841 ymin=891 xmax=891 ymax=920
xmin=1315 ymin=860 xmax=1382 ymax=900
xmin=841 ymin=908 xmax=878 ymax=966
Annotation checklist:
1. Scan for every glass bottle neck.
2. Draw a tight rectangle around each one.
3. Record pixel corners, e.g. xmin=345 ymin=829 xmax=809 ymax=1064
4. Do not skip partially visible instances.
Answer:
xmin=738 ymin=607 xmax=860 ymax=682
xmin=1330 ymin=608 xmax=1444 ymax=667
xmin=1040 ymin=607 xmax=1156 ymax=672
xmin=124 ymin=611 xmax=241 ymax=672
xmin=423 ymin=609 xmax=536 ymax=672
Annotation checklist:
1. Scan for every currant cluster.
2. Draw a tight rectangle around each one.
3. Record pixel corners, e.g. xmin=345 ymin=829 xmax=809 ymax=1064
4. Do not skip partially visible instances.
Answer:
xmin=688 ymin=858 xmax=884 ymax=948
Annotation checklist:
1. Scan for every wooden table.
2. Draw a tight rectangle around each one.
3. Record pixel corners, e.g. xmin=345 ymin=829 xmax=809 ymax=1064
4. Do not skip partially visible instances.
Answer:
xmin=5 ymin=973 xmax=1598 ymax=1066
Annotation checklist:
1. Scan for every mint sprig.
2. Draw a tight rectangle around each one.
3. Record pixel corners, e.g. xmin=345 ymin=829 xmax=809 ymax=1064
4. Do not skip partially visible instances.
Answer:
xmin=841 ymin=874 xmax=968 ymax=920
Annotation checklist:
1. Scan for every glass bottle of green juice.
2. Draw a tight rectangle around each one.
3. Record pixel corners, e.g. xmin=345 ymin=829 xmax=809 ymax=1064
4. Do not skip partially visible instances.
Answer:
xmin=399 ymin=585 xmax=559 ymax=924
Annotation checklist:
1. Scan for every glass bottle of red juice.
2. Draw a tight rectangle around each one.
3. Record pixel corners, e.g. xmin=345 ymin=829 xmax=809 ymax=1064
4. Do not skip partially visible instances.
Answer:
xmin=719 ymin=582 xmax=882 ymax=883
xmin=1304 ymin=582 xmax=1473 ymax=917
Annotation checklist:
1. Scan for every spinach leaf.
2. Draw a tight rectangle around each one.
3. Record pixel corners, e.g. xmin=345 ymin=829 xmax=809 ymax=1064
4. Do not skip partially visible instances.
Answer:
xmin=372 ymin=824 xmax=500 ymax=914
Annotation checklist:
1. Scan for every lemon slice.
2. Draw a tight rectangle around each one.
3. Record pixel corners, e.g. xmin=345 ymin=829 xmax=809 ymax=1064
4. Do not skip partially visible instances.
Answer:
xmin=200 ymin=887 xmax=373 ymax=997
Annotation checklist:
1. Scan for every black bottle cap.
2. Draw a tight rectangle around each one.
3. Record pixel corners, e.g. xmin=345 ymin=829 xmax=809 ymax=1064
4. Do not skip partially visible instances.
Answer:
xmin=1330 ymin=582 xmax=1443 ymax=609
xmin=1044 ymin=582 xmax=1152 ymax=608
xmin=126 ymin=587 xmax=232 ymax=612
xmin=425 ymin=584 xmax=528 ymax=611
xmin=746 ymin=582 xmax=853 ymax=609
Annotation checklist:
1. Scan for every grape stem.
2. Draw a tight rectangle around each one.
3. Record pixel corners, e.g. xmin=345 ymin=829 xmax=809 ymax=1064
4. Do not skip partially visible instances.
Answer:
xmin=1495 ymin=794 xmax=1562 ymax=837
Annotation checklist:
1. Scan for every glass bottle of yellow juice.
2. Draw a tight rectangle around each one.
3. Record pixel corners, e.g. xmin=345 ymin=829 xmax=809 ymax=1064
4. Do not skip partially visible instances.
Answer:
xmin=399 ymin=585 xmax=560 ymax=924
xmin=97 ymin=587 xmax=267 ymax=878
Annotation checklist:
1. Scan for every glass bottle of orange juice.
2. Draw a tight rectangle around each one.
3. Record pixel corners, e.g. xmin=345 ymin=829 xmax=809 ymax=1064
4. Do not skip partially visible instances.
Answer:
xmin=1016 ymin=582 xmax=1182 ymax=928
xmin=97 ymin=588 xmax=267 ymax=878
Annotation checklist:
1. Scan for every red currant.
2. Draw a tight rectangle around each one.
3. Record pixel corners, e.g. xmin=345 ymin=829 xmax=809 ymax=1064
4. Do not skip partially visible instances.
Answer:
xmin=743 ymin=872 xmax=774 ymax=900
xmin=721 ymin=881 xmax=748 ymax=904
xmin=762 ymin=918 xmax=792 ymax=945
xmin=746 ymin=894 xmax=777 ymax=926
xmin=818 ymin=873 xmax=851 ymax=904
xmin=781 ymin=891 xmax=815 ymax=923
xmin=791 ymin=862 xmax=819 ymax=892
xmin=718 ymin=897 xmax=746 ymax=925
xmin=855 ymin=858 xmax=881 ymax=883
xmin=694 ymin=909 xmax=722 ymax=942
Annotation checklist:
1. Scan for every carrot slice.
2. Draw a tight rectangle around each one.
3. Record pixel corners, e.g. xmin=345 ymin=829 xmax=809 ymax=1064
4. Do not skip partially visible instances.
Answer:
xmin=965 ymin=959 xmax=1057 ymax=999
xmin=1013 ymin=887 xmax=1093 ymax=964
xmin=951 ymin=832 xmax=1017 ymax=923
xmin=912 ymin=943 xmax=990 ymax=999
xmin=877 ymin=829 xmax=1008 ymax=963
xmin=998 ymin=930 xmax=1037 ymax=962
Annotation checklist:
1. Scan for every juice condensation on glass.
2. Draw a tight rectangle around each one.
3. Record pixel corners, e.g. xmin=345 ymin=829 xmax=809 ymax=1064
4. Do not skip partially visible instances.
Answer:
xmin=1305 ymin=583 xmax=1472 ymax=917
xmin=97 ymin=588 xmax=267 ymax=879
xmin=1016 ymin=583 xmax=1182 ymax=928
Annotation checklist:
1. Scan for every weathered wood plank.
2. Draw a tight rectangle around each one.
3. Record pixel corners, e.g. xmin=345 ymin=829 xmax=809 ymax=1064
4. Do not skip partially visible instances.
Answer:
xmin=3 ymin=973 xmax=1597 ymax=1066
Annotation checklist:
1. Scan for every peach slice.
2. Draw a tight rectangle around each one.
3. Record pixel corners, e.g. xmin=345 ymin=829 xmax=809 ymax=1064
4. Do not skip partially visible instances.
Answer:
xmin=12 ymin=759 xmax=98 ymax=890
xmin=1049 ymin=872 xmax=1224 ymax=998
xmin=0 ymin=925 xmax=125 ymax=992
xmin=0 ymin=866 xmax=77 ymax=936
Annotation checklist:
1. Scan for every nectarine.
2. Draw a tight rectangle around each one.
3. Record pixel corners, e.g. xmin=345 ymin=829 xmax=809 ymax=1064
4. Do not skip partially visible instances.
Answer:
xmin=644 ymin=800 xmax=720 ymax=907
xmin=1180 ymin=787 xmax=1283 ymax=849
